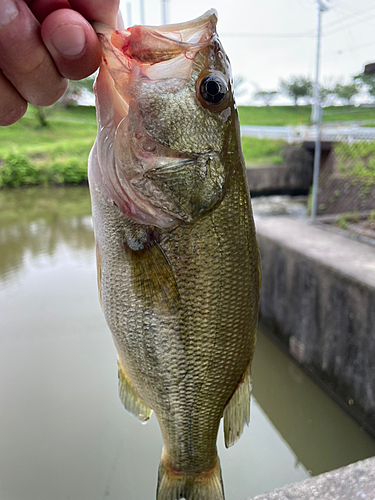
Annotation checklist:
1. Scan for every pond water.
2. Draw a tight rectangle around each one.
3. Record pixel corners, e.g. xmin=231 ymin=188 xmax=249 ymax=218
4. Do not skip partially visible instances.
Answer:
xmin=1 ymin=186 xmax=374 ymax=500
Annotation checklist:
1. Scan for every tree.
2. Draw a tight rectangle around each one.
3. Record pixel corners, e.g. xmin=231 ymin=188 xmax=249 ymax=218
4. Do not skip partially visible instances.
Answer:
xmin=233 ymin=75 xmax=250 ymax=100
xmin=319 ymin=86 xmax=333 ymax=106
xmin=30 ymin=74 xmax=97 ymax=127
xmin=319 ymin=78 xmax=338 ymax=107
xmin=254 ymin=90 xmax=278 ymax=106
xmin=30 ymin=105 xmax=57 ymax=127
xmin=354 ymin=72 xmax=375 ymax=100
xmin=279 ymin=76 xmax=313 ymax=106
xmin=333 ymin=82 xmax=359 ymax=105
xmin=59 ymin=75 xmax=96 ymax=107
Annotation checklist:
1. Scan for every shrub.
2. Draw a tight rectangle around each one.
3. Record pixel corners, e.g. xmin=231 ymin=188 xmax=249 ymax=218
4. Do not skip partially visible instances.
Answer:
xmin=0 ymin=154 xmax=88 ymax=188
xmin=0 ymin=153 xmax=41 ymax=187
xmin=50 ymin=158 xmax=88 ymax=185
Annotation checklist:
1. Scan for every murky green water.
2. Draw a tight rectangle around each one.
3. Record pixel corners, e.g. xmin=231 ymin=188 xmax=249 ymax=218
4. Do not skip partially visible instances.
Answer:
xmin=0 ymin=187 xmax=374 ymax=500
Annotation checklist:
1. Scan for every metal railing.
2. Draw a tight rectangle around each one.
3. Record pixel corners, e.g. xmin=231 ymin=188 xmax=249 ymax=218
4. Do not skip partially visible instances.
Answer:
xmin=240 ymin=124 xmax=375 ymax=144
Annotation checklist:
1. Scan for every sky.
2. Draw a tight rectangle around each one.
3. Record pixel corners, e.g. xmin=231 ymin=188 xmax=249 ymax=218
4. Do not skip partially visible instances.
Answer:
xmin=118 ymin=0 xmax=375 ymax=105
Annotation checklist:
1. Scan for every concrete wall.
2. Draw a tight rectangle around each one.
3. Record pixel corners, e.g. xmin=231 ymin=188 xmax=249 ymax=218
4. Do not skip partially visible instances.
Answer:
xmin=256 ymin=217 xmax=375 ymax=435
xmin=247 ymin=145 xmax=313 ymax=196
xmin=249 ymin=456 xmax=375 ymax=500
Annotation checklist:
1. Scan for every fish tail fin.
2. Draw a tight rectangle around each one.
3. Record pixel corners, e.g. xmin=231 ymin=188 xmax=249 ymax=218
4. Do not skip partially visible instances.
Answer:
xmin=157 ymin=455 xmax=224 ymax=500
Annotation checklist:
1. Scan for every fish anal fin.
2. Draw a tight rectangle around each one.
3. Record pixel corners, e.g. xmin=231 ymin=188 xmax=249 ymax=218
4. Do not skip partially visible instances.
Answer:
xmin=223 ymin=363 xmax=252 ymax=448
xmin=118 ymin=358 xmax=152 ymax=423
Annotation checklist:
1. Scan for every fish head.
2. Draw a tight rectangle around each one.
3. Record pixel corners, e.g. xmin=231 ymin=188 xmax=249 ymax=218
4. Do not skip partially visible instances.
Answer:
xmin=91 ymin=10 xmax=241 ymax=229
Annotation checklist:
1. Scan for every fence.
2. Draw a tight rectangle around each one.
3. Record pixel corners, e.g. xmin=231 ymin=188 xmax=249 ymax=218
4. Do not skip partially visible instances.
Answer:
xmin=315 ymin=133 xmax=375 ymax=221
xmin=241 ymin=124 xmax=375 ymax=228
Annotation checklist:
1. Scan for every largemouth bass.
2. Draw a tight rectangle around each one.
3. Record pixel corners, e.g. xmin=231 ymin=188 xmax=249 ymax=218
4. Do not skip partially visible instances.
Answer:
xmin=89 ymin=10 xmax=260 ymax=500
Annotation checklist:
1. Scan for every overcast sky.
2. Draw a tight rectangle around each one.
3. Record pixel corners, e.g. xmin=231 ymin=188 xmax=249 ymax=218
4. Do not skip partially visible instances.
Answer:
xmin=119 ymin=0 xmax=375 ymax=104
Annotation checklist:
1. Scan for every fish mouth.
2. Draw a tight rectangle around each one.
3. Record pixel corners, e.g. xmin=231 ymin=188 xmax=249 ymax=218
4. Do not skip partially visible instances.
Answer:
xmin=91 ymin=11 xmax=225 ymax=229
xmin=93 ymin=9 xmax=217 ymax=63
xmin=92 ymin=9 xmax=218 ymax=115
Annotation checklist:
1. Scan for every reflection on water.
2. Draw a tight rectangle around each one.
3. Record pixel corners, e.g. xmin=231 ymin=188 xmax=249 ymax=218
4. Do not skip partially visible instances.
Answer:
xmin=0 ymin=187 xmax=94 ymax=286
xmin=252 ymin=333 xmax=375 ymax=476
xmin=0 ymin=187 xmax=374 ymax=500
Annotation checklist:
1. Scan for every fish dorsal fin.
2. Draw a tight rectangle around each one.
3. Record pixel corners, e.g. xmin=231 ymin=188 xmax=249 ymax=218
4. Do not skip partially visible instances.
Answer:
xmin=223 ymin=363 xmax=252 ymax=448
xmin=118 ymin=358 xmax=152 ymax=423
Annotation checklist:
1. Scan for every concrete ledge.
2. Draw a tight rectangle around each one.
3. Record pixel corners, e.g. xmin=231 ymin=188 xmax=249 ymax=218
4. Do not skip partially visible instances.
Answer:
xmin=247 ymin=163 xmax=312 ymax=196
xmin=256 ymin=217 xmax=375 ymax=434
xmin=247 ymin=146 xmax=313 ymax=196
xmin=249 ymin=456 xmax=375 ymax=500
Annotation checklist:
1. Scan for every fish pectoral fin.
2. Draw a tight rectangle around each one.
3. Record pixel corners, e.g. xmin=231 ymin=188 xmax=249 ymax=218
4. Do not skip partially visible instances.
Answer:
xmin=126 ymin=239 xmax=180 ymax=310
xmin=118 ymin=359 xmax=152 ymax=423
xmin=223 ymin=363 xmax=252 ymax=448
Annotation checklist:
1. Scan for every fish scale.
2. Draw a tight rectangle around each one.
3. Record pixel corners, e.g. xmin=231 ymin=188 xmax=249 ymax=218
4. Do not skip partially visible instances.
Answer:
xmin=89 ymin=9 xmax=260 ymax=500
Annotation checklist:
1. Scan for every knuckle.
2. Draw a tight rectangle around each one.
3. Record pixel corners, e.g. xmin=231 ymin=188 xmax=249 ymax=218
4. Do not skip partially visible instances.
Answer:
xmin=28 ymin=78 xmax=68 ymax=107
xmin=16 ymin=50 xmax=50 ymax=77
xmin=0 ymin=101 xmax=27 ymax=126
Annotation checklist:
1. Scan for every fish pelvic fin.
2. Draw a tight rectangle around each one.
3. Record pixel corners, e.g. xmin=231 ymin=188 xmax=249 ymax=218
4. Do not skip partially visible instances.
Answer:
xmin=118 ymin=358 xmax=152 ymax=423
xmin=157 ymin=456 xmax=224 ymax=500
xmin=223 ymin=363 xmax=252 ymax=448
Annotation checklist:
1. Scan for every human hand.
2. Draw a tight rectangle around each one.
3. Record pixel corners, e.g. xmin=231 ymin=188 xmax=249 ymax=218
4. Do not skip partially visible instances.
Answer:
xmin=0 ymin=0 xmax=119 ymax=126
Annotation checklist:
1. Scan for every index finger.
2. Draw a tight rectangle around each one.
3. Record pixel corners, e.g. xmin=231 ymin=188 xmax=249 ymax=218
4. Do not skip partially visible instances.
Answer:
xmin=69 ymin=0 xmax=119 ymax=27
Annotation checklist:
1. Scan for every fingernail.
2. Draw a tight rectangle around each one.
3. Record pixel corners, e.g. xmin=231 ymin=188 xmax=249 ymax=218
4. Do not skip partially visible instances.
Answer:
xmin=0 ymin=0 xmax=19 ymax=27
xmin=50 ymin=24 xmax=86 ymax=56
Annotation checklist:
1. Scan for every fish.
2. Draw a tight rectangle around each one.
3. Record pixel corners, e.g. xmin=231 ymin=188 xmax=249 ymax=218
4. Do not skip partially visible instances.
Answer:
xmin=89 ymin=9 xmax=261 ymax=500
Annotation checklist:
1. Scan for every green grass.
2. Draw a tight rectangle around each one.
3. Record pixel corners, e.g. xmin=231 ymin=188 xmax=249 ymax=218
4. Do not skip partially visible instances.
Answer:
xmin=0 ymin=106 xmax=97 ymax=187
xmin=0 ymin=106 xmax=96 ymax=156
xmin=336 ymin=212 xmax=360 ymax=230
xmin=241 ymin=137 xmax=285 ymax=167
xmin=238 ymin=105 xmax=375 ymax=126
xmin=335 ymin=142 xmax=375 ymax=182
xmin=334 ymin=141 xmax=375 ymax=204
xmin=238 ymin=106 xmax=311 ymax=126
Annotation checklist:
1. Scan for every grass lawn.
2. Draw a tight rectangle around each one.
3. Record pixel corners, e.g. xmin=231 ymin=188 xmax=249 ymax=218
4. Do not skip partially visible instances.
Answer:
xmin=0 ymin=106 xmax=97 ymax=187
xmin=0 ymin=106 xmax=96 ymax=158
xmin=238 ymin=105 xmax=375 ymax=126
xmin=241 ymin=137 xmax=285 ymax=167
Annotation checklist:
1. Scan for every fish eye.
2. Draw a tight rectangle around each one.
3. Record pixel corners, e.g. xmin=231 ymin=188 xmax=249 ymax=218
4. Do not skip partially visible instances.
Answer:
xmin=200 ymin=75 xmax=227 ymax=104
